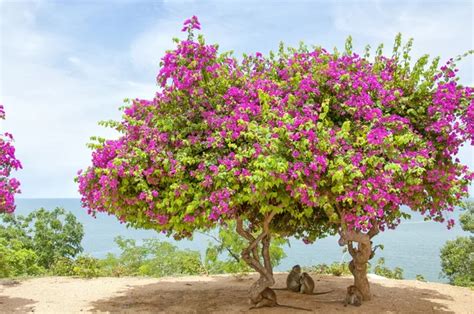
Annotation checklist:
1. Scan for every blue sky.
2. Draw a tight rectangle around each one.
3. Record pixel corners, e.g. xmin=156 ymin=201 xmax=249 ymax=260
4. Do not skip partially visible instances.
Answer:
xmin=0 ymin=0 xmax=473 ymax=198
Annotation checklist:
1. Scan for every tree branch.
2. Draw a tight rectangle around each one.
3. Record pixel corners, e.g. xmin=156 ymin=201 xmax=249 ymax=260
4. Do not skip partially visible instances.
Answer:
xmin=236 ymin=212 xmax=276 ymax=282
xmin=236 ymin=217 xmax=260 ymax=261
xmin=368 ymin=222 xmax=380 ymax=239
xmin=198 ymin=231 xmax=241 ymax=263
xmin=262 ymin=234 xmax=273 ymax=276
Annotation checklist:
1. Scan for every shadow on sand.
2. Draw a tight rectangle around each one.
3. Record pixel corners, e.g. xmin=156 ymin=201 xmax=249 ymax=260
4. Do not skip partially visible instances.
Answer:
xmin=90 ymin=275 xmax=457 ymax=313
xmin=0 ymin=280 xmax=36 ymax=313
xmin=0 ymin=295 xmax=36 ymax=313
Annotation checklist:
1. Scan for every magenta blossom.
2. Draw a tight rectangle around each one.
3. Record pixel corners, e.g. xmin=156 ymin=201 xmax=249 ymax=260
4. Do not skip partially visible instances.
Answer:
xmin=181 ymin=15 xmax=201 ymax=33
xmin=367 ymin=127 xmax=390 ymax=145
xmin=0 ymin=104 xmax=22 ymax=213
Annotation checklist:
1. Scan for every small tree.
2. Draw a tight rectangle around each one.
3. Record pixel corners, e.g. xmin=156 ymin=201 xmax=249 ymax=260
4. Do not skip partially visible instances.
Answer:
xmin=78 ymin=17 xmax=473 ymax=305
xmin=0 ymin=104 xmax=22 ymax=213
xmin=0 ymin=207 xmax=84 ymax=269
xmin=440 ymin=201 xmax=474 ymax=287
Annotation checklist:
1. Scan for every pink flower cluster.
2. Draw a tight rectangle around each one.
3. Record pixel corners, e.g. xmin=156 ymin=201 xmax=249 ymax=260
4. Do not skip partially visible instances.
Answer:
xmin=0 ymin=105 xmax=22 ymax=213
xmin=181 ymin=15 xmax=201 ymax=33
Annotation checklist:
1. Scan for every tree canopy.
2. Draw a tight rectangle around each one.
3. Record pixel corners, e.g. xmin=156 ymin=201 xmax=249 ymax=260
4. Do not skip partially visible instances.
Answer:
xmin=78 ymin=17 xmax=473 ymax=238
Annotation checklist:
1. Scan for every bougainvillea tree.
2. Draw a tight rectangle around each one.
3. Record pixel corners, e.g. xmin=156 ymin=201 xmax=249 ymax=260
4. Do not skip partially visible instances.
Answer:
xmin=78 ymin=16 xmax=473 ymax=305
xmin=302 ymin=39 xmax=474 ymax=300
xmin=0 ymin=105 xmax=22 ymax=213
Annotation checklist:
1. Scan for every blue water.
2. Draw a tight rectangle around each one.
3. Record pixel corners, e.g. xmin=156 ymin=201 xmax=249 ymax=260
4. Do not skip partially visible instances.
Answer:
xmin=14 ymin=198 xmax=470 ymax=283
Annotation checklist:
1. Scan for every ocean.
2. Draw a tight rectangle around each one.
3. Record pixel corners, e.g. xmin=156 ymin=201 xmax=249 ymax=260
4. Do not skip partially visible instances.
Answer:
xmin=14 ymin=198 xmax=470 ymax=283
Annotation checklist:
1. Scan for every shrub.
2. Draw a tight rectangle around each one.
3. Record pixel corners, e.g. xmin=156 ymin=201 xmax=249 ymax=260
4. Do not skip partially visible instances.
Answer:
xmin=373 ymin=258 xmax=404 ymax=280
xmin=100 ymin=236 xmax=205 ymax=277
xmin=416 ymin=274 xmax=426 ymax=282
xmin=303 ymin=262 xmax=351 ymax=276
xmin=50 ymin=257 xmax=75 ymax=276
xmin=0 ymin=238 xmax=44 ymax=277
xmin=73 ymin=255 xmax=101 ymax=278
xmin=440 ymin=236 xmax=473 ymax=287
xmin=0 ymin=207 xmax=84 ymax=270
xmin=440 ymin=201 xmax=474 ymax=287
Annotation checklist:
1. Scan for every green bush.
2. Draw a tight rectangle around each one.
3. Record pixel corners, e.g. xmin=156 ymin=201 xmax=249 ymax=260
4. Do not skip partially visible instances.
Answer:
xmin=137 ymin=241 xmax=204 ymax=277
xmin=50 ymin=257 xmax=75 ymax=276
xmin=440 ymin=236 xmax=473 ymax=287
xmin=459 ymin=201 xmax=474 ymax=233
xmin=100 ymin=236 xmax=205 ymax=277
xmin=99 ymin=253 xmax=126 ymax=277
xmin=73 ymin=255 xmax=101 ymax=278
xmin=0 ymin=207 xmax=84 ymax=273
xmin=303 ymin=262 xmax=351 ymax=276
xmin=373 ymin=258 xmax=404 ymax=280
xmin=0 ymin=238 xmax=44 ymax=277
xmin=416 ymin=274 xmax=426 ymax=282
xmin=440 ymin=201 xmax=474 ymax=287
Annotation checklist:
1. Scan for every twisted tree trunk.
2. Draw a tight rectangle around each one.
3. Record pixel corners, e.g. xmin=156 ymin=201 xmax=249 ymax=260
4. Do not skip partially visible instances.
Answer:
xmin=339 ymin=223 xmax=379 ymax=301
xmin=236 ymin=212 xmax=276 ymax=305
xmin=348 ymin=240 xmax=372 ymax=300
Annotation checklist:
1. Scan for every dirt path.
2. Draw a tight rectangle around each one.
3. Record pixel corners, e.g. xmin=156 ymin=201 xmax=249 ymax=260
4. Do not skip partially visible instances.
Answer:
xmin=0 ymin=274 xmax=472 ymax=313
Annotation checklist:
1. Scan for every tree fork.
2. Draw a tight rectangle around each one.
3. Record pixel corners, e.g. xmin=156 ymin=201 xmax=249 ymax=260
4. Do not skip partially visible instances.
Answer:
xmin=236 ymin=212 xmax=276 ymax=304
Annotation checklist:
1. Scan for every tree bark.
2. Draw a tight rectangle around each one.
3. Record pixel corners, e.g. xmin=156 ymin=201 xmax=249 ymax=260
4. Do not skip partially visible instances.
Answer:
xmin=340 ymin=223 xmax=379 ymax=301
xmin=348 ymin=241 xmax=372 ymax=300
xmin=236 ymin=212 xmax=276 ymax=305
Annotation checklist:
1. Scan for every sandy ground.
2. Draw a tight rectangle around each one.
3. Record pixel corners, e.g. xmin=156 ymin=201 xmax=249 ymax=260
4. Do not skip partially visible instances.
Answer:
xmin=0 ymin=273 xmax=472 ymax=313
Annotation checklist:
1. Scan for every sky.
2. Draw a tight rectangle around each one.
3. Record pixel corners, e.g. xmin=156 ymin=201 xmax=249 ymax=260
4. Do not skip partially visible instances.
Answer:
xmin=0 ymin=0 xmax=473 ymax=198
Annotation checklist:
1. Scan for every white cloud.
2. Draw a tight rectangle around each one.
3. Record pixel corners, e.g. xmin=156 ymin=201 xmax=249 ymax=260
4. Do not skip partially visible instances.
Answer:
xmin=0 ymin=2 xmax=156 ymax=197
xmin=332 ymin=1 xmax=473 ymax=68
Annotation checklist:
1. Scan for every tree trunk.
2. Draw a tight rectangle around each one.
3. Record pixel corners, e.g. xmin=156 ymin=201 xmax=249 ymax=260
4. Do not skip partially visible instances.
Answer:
xmin=348 ymin=241 xmax=372 ymax=301
xmin=339 ymin=223 xmax=379 ymax=302
xmin=236 ymin=213 xmax=276 ymax=305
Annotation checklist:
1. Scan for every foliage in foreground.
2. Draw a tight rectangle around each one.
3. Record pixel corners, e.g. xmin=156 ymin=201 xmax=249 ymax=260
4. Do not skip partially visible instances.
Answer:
xmin=0 ymin=207 xmax=84 ymax=277
xmin=440 ymin=201 xmax=474 ymax=287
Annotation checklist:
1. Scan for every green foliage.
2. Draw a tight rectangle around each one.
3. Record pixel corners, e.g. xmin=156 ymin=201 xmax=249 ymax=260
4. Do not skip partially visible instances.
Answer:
xmin=0 ymin=208 xmax=83 ymax=277
xmin=0 ymin=207 xmax=84 ymax=270
xmin=373 ymin=258 xmax=404 ymax=280
xmin=416 ymin=274 xmax=426 ymax=282
xmin=50 ymin=257 xmax=75 ymax=276
xmin=100 ymin=236 xmax=205 ymax=277
xmin=203 ymin=222 xmax=287 ymax=274
xmin=303 ymin=262 xmax=351 ymax=276
xmin=459 ymin=201 xmax=474 ymax=233
xmin=440 ymin=236 xmax=474 ymax=287
xmin=72 ymin=255 xmax=102 ymax=278
xmin=440 ymin=200 xmax=474 ymax=287
xmin=0 ymin=238 xmax=44 ymax=277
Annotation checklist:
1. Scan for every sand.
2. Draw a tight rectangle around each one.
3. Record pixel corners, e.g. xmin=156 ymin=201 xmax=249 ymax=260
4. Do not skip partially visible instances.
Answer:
xmin=0 ymin=273 xmax=472 ymax=313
